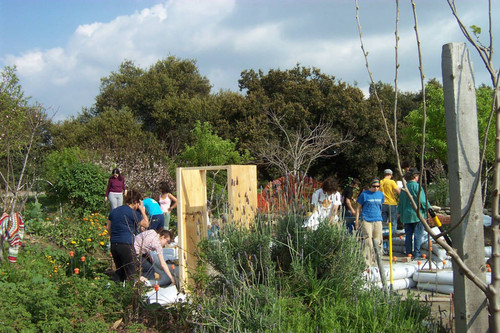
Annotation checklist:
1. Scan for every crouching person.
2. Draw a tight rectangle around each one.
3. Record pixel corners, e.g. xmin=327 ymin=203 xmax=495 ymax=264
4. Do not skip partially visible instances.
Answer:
xmin=134 ymin=229 xmax=176 ymax=287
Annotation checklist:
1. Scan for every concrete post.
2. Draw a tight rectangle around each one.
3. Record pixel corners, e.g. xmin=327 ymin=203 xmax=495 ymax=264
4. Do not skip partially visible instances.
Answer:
xmin=442 ymin=42 xmax=488 ymax=332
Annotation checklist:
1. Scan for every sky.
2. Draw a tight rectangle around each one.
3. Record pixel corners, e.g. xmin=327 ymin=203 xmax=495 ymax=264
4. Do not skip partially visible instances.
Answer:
xmin=0 ymin=0 xmax=497 ymax=121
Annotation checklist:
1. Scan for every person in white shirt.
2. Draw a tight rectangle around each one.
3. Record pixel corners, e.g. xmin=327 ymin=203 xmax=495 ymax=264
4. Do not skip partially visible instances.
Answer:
xmin=304 ymin=177 xmax=341 ymax=230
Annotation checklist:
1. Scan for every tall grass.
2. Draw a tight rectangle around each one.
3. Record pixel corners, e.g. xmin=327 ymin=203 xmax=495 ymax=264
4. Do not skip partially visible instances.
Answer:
xmin=190 ymin=213 xmax=437 ymax=332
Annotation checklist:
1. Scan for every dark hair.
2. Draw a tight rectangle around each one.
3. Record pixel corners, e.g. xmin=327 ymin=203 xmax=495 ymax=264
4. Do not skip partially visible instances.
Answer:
xmin=402 ymin=160 xmax=412 ymax=170
xmin=125 ymin=189 xmax=142 ymax=205
xmin=158 ymin=229 xmax=172 ymax=240
xmin=404 ymin=167 xmax=420 ymax=181
xmin=322 ymin=177 xmax=338 ymax=193
xmin=160 ymin=181 xmax=172 ymax=194
xmin=111 ymin=168 xmax=123 ymax=181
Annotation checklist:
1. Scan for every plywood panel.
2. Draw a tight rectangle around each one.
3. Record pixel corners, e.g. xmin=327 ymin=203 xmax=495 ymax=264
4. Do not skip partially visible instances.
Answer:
xmin=177 ymin=165 xmax=257 ymax=290
xmin=177 ymin=168 xmax=207 ymax=289
xmin=227 ymin=165 xmax=257 ymax=229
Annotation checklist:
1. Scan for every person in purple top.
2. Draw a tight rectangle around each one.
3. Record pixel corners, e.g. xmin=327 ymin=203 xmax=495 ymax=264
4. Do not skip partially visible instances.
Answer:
xmin=107 ymin=189 xmax=149 ymax=281
xmin=355 ymin=178 xmax=385 ymax=266
xmin=105 ymin=168 xmax=127 ymax=210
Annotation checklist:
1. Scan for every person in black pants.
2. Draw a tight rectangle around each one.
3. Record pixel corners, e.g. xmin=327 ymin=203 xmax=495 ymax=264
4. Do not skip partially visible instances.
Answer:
xmin=106 ymin=189 xmax=149 ymax=281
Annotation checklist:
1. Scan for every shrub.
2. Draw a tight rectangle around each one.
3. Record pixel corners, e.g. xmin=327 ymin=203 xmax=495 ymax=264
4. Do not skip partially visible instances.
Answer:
xmin=52 ymin=162 xmax=108 ymax=216
xmin=191 ymin=214 xmax=436 ymax=332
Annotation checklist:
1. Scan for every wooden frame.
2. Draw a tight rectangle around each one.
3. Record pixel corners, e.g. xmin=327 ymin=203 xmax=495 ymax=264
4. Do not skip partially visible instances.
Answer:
xmin=176 ymin=165 xmax=257 ymax=290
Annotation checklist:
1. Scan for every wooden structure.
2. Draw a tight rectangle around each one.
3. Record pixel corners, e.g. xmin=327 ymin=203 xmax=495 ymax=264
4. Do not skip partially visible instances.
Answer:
xmin=176 ymin=165 xmax=257 ymax=290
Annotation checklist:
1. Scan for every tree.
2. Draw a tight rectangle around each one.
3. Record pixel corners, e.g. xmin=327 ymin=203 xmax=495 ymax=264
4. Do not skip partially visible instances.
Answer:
xmin=180 ymin=121 xmax=250 ymax=167
xmin=237 ymin=65 xmax=367 ymax=180
xmin=0 ymin=66 xmax=48 ymax=214
xmin=94 ymin=57 xmax=212 ymax=156
xmin=402 ymin=80 xmax=494 ymax=165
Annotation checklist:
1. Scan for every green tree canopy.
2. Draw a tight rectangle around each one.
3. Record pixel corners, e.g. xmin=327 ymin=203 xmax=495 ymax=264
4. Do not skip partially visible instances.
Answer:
xmin=180 ymin=121 xmax=250 ymax=167
xmin=401 ymin=80 xmax=494 ymax=166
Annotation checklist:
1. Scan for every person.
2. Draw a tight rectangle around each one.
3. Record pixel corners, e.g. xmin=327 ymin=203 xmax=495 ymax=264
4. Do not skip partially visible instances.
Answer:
xmin=134 ymin=229 xmax=176 ymax=287
xmin=402 ymin=160 xmax=412 ymax=173
xmin=398 ymin=167 xmax=429 ymax=259
xmin=105 ymin=168 xmax=127 ymax=210
xmin=304 ymin=177 xmax=340 ymax=230
xmin=159 ymin=182 xmax=177 ymax=230
xmin=107 ymin=189 xmax=149 ymax=281
xmin=356 ymin=178 xmax=385 ymax=266
xmin=380 ymin=169 xmax=401 ymax=234
xmin=142 ymin=197 xmax=165 ymax=231
xmin=341 ymin=178 xmax=360 ymax=233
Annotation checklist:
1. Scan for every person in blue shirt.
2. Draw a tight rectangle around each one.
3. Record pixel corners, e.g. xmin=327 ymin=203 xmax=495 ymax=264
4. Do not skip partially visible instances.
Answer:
xmin=142 ymin=197 xmax=165 ymax=231
xmin=356 ymin=178 xmax=385 ymax=266
xmin=107 ymin=189 xmax=149 ymax=281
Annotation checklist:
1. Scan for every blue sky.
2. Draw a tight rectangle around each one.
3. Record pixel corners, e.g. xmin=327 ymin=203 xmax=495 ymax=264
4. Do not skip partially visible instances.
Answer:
xmin=1 ymin=0 xmax=496 ymax=120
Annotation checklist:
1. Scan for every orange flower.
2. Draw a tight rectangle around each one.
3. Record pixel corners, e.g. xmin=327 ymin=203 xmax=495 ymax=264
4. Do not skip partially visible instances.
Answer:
xmin=74 ymin=268 xmax=80 ymax=274
xmin=69 ymin=251 xmax=74 ymax=257
xmin=81 ymin=256 xmax=86 ymax=262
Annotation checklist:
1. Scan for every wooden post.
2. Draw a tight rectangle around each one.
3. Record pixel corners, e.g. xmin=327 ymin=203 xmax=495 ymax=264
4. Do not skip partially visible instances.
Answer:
xmin=442 ymin=42 xmax=488 ymax=332
xmin=176 ymin=165 xmax=257 ymax=290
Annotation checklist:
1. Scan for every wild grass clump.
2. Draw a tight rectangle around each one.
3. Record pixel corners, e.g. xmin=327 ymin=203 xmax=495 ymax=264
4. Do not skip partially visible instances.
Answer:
xmin=190 ymin=213 xmax=435 ymax=332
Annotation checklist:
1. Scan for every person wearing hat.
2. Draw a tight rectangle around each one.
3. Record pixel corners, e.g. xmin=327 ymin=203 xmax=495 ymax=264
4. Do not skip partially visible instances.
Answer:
xmin=380 ymin=169 xmax=401 ymax=235
xmin=355 ymin=178 xmax=385 ymax=266
xmin=398 ymin=168 xmax=429 ymax=259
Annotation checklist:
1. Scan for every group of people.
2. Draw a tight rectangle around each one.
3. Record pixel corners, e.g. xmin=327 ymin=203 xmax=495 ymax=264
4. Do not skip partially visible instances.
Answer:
xmin=104 ymin=169 xmax=178 ymax=286
xmin=307 ymin=162 xmax=430 ymax=267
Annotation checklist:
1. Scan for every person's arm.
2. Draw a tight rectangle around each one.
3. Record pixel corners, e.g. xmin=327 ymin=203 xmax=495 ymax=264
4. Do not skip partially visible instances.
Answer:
xmin=137 ymin=201 xmax=149 ymax=229
xmin=355 ymin=204 xmax=361 ymax=229
xmin=157 ymin=249 xmax=176 ymax=287
xmin=345 ymin=198 xmax=355 ymax=215
xmin=394 ymin=183 xmax=401 ymax=195
xmin=167 ymin=193 xmax=177 ymax=212
xmin=105 ymin=178 xmax=111 ymax=201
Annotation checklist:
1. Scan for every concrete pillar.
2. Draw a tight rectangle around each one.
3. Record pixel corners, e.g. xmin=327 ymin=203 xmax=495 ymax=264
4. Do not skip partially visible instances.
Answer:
xmin=442 ymin=42 xmax=488 ymax=332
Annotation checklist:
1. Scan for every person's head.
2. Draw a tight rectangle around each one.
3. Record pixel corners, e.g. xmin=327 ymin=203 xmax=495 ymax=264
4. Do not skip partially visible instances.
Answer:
xmin=160 ymin=181 xmax=172 ymax=194
xmin=322 ymin=177 xmax=338 ymax=195
xmin=369 ymin=178 xmax=380 ymax=192
xmin=112 ymin=168 xmax=122 ymax=180
xmin=158 ymin=229 xmax=172 ymax=246
xmin=404 ymin=167 xmax=420 ymax=182
xmin=383 ymin=169 xmax=393 ymax=178
xmin=402 ymin=160 xmax=412 ymax=172
xmin=351 ymin=178 xmax=360 ymax=189
xmin=125 ymin=189 xmax=142 ymax=208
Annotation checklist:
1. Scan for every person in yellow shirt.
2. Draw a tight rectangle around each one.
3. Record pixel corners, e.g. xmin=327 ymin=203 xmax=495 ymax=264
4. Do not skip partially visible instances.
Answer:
xmin=380 ymin=169 xmax=401 ymax=234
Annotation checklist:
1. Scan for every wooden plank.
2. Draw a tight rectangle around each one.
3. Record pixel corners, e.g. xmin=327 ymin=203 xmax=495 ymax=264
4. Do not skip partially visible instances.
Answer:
xmin=227 ymin=165 xmax=257 ymax=229
xmin=177 ymin=168 xmax=207 ymax=289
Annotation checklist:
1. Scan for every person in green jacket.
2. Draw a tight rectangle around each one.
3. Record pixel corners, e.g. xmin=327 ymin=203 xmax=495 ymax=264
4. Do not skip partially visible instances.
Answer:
xmin=398 ymin=168 xmax=429 ymax=259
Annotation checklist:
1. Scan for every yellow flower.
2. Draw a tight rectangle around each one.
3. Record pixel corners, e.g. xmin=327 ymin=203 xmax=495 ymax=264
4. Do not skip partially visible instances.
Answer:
xmin=99 ymin=241 xmax=105 ymax=246
xmin=87 ymin=238 xmax=92 ymax=242
xmin=71 ymin=241 xmax=76 ymax=244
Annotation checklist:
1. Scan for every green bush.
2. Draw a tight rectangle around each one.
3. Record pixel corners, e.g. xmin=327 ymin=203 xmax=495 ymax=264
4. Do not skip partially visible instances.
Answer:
xmin=52 ymin=162 xmax=108 ymax=216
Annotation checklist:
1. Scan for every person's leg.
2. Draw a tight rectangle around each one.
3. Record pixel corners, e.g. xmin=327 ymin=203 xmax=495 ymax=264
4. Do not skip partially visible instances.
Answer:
xmin=108 ymin=193 xmax=121 ymax=210
xmin=382 ymin=204 xmax=389 ymax=223
xmin=117 ymin=243 xmax=139 ymax=280
xmin=163 ymin=212 xmax=170 ymax=230
xmin=413 ymin=222 xmax=424 ymax=258
xmin=404 ymin=223 xmax=415 ymax=257
xmin=139 ymin=254 xmax=155 ymax=280
xmin=116 ymin=193 xmax=123 ymax=207
xmin=360 ymin=220 xmax=373 ymax=266
xmin=344 ymin=209 xmax=355 ymax=234
xmin=372 ymin=221 xmax=383 ymax=261
xmin=389 ymin=205 xmax=398 ymax=234
xmin=111 ymin=243 xmax=125 ymax=281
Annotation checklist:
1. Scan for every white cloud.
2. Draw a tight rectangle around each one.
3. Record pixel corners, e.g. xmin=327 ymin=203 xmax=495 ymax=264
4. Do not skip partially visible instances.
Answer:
xmin=1 ymin=0 xmax=499 ymax=120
